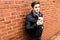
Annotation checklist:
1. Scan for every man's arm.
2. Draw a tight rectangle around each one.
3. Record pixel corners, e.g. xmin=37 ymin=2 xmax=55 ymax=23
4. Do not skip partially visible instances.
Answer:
xmin=25 ymin=16 xmax=38 ymax=31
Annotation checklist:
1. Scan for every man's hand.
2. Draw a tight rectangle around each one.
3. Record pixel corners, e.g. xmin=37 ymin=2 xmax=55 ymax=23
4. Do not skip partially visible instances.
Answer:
xmin=36 ymin=19 xmax=43 ymax=26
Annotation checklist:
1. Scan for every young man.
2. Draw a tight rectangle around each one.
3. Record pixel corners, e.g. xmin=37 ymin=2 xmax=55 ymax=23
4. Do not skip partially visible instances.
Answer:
xmin=25 ymin=1 xmax=44 ymax=40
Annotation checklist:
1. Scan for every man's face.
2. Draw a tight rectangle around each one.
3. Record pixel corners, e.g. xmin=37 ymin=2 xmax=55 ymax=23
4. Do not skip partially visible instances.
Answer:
xmin=33 ymin=4 xmax=40 ymax=13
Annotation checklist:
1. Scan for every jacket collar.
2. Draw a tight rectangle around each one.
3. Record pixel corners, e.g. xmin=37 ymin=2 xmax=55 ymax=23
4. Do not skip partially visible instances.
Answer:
xmin=31 ymin=10 xmax=38 ymax=18
xmin=31 ymin=10 xmax=41 ymax=18
xmin=31 ymin=10 xmax=43 ymax=17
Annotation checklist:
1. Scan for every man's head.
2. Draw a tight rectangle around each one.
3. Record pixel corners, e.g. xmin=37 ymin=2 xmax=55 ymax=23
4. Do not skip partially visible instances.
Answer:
xmin=31 ymin=1 xmax=40 ymax=13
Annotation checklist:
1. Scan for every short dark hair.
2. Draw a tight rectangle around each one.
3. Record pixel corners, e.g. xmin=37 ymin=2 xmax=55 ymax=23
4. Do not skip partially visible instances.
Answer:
xmin=31 ymin=1 xmax=40 ymax=8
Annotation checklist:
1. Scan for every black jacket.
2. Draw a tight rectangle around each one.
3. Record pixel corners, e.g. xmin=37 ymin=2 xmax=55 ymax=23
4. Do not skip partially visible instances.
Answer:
xmin=25 ymin=10 xmax=43 ymax=38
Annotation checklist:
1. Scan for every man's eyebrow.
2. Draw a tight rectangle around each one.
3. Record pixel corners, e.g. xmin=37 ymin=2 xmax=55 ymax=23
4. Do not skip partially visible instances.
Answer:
xmin=35 ymin=7 xmax=37 ymax=8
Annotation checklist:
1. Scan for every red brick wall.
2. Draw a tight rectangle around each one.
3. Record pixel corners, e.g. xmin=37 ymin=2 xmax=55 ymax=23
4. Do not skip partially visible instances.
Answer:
xmin=40 ymin=0 xmax=60 ymax=40
xmin=0 ymin=0 xmax=60 ymax=40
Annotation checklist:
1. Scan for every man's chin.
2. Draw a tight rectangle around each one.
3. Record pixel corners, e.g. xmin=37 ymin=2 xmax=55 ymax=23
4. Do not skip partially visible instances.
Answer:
xmin=36 ymin=12 xmax=39 ymax=13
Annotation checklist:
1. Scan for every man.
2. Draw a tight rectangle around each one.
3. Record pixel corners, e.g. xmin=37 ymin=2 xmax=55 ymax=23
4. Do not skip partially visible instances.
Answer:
xmin=25 ymin=1 xmax=44 ymax=40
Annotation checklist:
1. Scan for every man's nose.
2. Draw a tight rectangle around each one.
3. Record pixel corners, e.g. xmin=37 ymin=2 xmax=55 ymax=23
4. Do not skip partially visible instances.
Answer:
xmin=37 ymin=8 xmax=40 ymax=10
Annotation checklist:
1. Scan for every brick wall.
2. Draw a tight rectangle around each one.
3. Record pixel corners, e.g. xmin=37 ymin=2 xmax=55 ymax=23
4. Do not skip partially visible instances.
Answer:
xmin=0 ymin=0 xmax=60 ymax=40
xmin=40 ymin=0 xmax=60 ymax=40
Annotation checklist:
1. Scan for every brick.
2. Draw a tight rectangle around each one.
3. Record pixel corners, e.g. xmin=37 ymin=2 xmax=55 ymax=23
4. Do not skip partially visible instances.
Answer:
xmin=3 ymin=1 xmax=14 ymax=5
xmin=0 ymin=17 xmax=5 ymax=21
xmin=0 ymin=31 xmax=7 ymax=38
xmin=5 ymin=15 xmax=17 ymax=21
xmin=0 ymin=4 xmax=9 ymax=9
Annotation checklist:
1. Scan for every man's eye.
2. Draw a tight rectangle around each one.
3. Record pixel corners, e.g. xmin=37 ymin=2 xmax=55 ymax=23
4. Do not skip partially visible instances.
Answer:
xmin=35 ymin=6 xmax=40 ymax=8
xmin=35 ymin=7 xmax=37 ymax=8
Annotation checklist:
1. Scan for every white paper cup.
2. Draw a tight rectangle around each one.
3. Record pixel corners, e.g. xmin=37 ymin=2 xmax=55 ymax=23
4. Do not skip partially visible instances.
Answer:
xmin=38 ymin=17 xmax=43 ymax=20
xmin=38 ymin=17 xmax=43 ymax=24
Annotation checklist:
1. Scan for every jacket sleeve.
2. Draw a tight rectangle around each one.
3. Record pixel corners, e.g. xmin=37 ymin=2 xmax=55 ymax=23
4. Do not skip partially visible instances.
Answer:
xmin=40 ymin=13 xmax=43 ymax=17
xmin=25 ymin=16 xmax=38 ymax=31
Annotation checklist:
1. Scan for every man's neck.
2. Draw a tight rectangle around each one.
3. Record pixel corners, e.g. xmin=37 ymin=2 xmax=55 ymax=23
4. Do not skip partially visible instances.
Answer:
xmin=32 ymin=10 xmax=40 ymax=17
